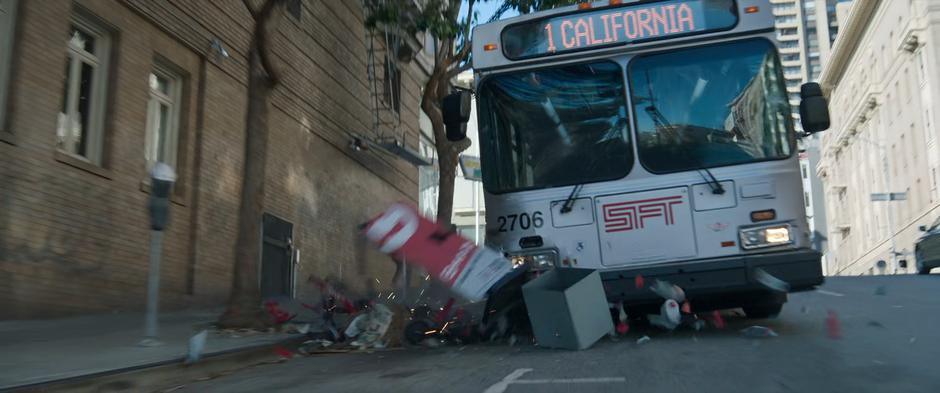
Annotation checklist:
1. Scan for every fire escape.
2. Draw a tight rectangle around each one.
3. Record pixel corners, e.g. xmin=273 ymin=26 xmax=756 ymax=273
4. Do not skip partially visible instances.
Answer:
xmin=357 ymin=0 xmax=431 ymax=167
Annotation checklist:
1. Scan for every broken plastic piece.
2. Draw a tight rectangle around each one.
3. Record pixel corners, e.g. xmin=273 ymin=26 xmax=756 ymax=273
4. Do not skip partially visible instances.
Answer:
xmin=185 ymin=330 xmax=208 ymax=364
xmin=740 ymin=326 xmax=778 ymax=338
xmin=649 ymin=279 xmax=685 ymax=302
xmin=634 ymin=275 xmax=645 ymax=289
xmin=636 ymin=335 xmax=651 ymax=345
xmin=754 ymin=268 xmax=790 ymax=292
xmin=711 ymin=310 xmax=726 ymax=329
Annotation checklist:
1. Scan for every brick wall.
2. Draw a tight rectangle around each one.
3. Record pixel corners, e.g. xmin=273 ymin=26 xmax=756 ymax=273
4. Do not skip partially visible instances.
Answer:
xmin=0 ymin=0 xmax=426 ymax=319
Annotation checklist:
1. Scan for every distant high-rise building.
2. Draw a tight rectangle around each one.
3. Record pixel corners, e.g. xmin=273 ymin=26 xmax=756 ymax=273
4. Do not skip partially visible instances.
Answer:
xmin=774 ymin=0 xmax=851 ymax=262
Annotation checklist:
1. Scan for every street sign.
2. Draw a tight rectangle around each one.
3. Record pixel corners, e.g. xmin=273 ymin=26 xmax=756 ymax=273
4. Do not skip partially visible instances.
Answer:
xmin=459 ymin=155 xmax=482 ymax=182
xmin=871 ymin=192 xmax=907 ymax=201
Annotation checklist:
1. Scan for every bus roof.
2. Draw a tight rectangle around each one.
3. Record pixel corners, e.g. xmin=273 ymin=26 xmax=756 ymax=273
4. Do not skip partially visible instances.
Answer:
xmin=472 ymin=0 xmax=774 ymax=71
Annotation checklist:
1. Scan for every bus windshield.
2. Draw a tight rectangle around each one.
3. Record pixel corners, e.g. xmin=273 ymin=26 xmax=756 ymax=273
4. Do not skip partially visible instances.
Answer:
xmin=478 ymin=61 xmax=632 ymax=193
xmin=629 ymin=38 xmax=794 ymax=173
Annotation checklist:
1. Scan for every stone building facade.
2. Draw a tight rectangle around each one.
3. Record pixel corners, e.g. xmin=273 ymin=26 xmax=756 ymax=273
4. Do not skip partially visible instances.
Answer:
xmin=818 ymin=0 xmax=940 ymax=275
xmin=0 ymin=0 xmax=431 ymax=318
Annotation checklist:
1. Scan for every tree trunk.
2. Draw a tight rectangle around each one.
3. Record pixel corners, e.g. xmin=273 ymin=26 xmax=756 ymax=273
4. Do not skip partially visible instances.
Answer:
xmin=435 ymin=143 xmax=458 ymax=226
xmin=218 ymin=44 xmax=274 ymax=329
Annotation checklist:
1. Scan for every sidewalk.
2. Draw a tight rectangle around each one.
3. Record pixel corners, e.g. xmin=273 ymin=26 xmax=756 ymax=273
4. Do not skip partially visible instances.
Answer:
xmin=0 ymin=308 xmax=311 ymax=390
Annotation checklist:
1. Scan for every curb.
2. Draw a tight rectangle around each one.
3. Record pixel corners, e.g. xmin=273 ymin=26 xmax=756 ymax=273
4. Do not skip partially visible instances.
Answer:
xmin=3 ymin=336 xmax=307 ymax=393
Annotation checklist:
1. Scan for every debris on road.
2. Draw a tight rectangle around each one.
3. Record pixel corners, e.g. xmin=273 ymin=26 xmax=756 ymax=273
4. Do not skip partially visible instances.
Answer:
xmin=636 ymin=335 xmax=651 ymax=345
xmin=754 ymin=268 xmax=790 ymax=292
xmin=614 ymin=302 xmax=629 ymax=335
xmin=185 ymin=329 xmax=208 ymax=364
xmin=826 ymin=310 xmax=842 ymax=339
xmin=634 ymin=274 xmax=645 ymax=289
xmin=346 ymin=304 xmax=394 ymax=349
xmin=649 ymin=279 xmax=685 ymax=302
xmin=709 ymin=311 xmax=726 ymax=329
xmin=649 ymin=299 xmax=682 ymax=331
xmin=740 ymin=326 xmax=778 ymax=338
xmin=867 ymin=320 xmax=884 ymax=328
xmin=522 ymin=268 xmax=612 ymax=350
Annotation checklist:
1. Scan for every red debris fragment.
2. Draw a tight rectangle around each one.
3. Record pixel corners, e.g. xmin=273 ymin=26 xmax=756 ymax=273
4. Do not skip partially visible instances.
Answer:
xmin=635 ymin=275 xmax=645 ymax=289
xmin=711 ymin=310 xmax=726 ymax=329
xmin=264 ymin=301 xmax=297 ymax=325
xmin=274 ymin=346 xmax=293 ymax=359
xmin=826 ymin=310 xmax=842 ymax=339
xmin=681 ymin=301 xmax=692 ymax=314
xmin=616 ymin=321 xmax=629 ymax=335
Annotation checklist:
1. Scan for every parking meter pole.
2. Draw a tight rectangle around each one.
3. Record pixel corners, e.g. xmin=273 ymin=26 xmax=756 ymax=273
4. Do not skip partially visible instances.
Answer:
xmin=144 ymin=229 xmax=164 ymax=341
xmin=140 ymin=163 xmax=175 ymax=347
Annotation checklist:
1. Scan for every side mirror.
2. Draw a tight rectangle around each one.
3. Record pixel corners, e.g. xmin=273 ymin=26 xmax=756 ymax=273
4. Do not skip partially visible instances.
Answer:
xmin=919 ymin=225 xmax=928 ymax=232
xmin=799 ymin=83 xmax=830 ymax=133
xmin=442 ymin=91 xmax=472 ymax=142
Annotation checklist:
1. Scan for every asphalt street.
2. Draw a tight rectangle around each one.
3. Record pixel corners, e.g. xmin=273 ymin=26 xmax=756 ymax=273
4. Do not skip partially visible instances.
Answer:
xmin=181 ymin=275 xmax=940 ymax=393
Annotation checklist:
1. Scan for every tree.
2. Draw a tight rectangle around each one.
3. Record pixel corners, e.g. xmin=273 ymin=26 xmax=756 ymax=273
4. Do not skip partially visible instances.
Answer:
xmin=218 ymin=0 xmax=287 ymax=329
xmin=365 ymin=0 xmax=576 ymax=227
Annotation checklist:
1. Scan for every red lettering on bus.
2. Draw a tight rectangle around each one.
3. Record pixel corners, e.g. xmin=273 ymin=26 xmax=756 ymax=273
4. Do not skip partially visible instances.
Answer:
xmin=622 ymin=10 xmax=638 ymax=39
xmin=664 ymin=5 xmax=679 ymax=33
xmin=677 ymin=4 xmax=695 ymax=31
xmin=588 ymin=18 xmax=603 ymax=44
xmin=636 ymin=9 xmax=653 ymax=38
xmin=561 ymin=20 xmax=576 ymax=48
xmin=544 ymin=23 xmax=557 ymax=52
xmin=609 ymin=11 xmax=622 ymax=41
xmin=574 ymin=18 xmax=591 ymax=47
xmin=650 ymin=7 xmax=668 ymax=36
xmin=599 ymin=14 xmax=613 ymax=43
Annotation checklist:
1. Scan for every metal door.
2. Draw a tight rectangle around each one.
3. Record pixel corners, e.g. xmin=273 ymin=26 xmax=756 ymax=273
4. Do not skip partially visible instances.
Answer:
xmin=261 ymin=213 xmax=293 ymax=299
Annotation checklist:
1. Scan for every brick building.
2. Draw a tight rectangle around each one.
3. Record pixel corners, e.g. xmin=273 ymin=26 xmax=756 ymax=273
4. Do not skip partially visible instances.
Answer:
xmin=0 ymin=0 xmax=433 ymax=319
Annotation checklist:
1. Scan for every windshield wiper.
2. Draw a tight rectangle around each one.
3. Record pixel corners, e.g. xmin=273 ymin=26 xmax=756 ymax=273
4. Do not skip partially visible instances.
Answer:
xmin=560 ymin=184 xmax=584 ymax=214
xmin=645 ymin=105 xmax=726 ymax=195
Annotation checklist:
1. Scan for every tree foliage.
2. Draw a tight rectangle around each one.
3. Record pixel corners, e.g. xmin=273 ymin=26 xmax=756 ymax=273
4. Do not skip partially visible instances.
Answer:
xmin=363 ymin=0 xmax=576 ymax=225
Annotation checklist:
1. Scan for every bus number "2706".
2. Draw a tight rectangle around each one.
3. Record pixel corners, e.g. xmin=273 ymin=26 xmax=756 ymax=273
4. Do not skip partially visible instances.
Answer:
xmin=496 ymin=212 xmax=544 ymax=232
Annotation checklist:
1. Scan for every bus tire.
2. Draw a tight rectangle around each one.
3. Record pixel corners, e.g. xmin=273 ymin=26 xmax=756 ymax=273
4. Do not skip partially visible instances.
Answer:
xmin=742 ymin=303 xmax=784 ymax=319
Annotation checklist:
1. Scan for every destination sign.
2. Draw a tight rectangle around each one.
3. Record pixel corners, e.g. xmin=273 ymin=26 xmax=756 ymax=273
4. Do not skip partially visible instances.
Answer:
xmin=502 ymin=0 xmax=738 ymax=59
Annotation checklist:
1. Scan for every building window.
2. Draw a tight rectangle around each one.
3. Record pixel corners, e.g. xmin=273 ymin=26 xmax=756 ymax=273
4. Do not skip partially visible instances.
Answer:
xmin=383 ymin=55 xmax=401 ymax=113
xmin=57 ymin=12 xmax=111 ymax=165
xmin=801 ymin=164 xmax=808 ymax=179
xmin=804 ymin=192 xmax=811 ymax=208
xmin=0 ymin=0 xmax=18 ymax=132
xmin=145 ymin=63 xmax=182 ymax=170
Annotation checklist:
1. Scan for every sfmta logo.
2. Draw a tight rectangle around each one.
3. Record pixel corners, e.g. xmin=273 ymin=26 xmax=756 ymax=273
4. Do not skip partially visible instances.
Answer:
xmin=602 ymin=195 xmax=683 ymax=233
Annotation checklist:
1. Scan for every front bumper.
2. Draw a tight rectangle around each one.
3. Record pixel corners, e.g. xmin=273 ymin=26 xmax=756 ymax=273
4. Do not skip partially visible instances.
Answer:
xmin=600 ymin=249 xmax=823 ymax=305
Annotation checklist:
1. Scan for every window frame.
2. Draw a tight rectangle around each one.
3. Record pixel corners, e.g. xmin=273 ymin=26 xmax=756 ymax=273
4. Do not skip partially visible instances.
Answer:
xmin=144 ymin=62 xmax=183 ymax=171
xmin=0 ymin=0 xmax=18 ymax=134
xmin=58 ymin=10 xmax=111 ymax=165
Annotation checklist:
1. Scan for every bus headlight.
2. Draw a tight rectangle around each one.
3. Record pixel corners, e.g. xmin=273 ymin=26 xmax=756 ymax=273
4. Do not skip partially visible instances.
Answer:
xmin=739 ymin=224 xmax=793 ymax=250
xmin=509 ymin=250 xmax=558 ymax=271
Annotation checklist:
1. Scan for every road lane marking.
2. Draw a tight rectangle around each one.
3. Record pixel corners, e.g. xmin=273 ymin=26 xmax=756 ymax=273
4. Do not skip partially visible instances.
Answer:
xmin=483 ymin=369 xmax=625 ymax=393
xmin=483 ymin=368 xmax=533 ymax=393
xmin=515 ymin=378 xmax=627 ymax=384
xmin=816 ymin=289 xmax=845 ymax=297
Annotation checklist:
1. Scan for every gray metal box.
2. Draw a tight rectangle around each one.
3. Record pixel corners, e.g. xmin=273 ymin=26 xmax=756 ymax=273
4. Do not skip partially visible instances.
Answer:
xmin=522 ymin=268 xmax=612 ymax=350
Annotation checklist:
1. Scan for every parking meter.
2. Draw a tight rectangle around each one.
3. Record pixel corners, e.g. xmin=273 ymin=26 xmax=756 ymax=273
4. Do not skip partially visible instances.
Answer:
xmin=148 ymin=163 xmax=176 ymax=231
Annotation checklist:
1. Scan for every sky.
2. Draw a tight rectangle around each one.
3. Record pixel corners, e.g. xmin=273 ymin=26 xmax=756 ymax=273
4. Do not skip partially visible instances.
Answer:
xmin=460 ymin=1 xmax=520 ymax=25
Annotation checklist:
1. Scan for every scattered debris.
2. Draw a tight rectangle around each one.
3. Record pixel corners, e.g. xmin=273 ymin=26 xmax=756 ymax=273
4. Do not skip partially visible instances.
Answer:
xmin=681 ymin=301 xmax=692 ymax=314
xmin=826 ymin=310 xmax=842 ymax=339
xmin=710 ymin=311 xmax=726 ymax=329
xmin=274 ymin=346 xmax=294 ymax=359
xmin=867 ymin=320 xmax=884 ymax=328
xmin=185 ymin=330 xmax=208 ymax=364
xmin=648 ymin=299 xmax=681 ymax=331
xmin=346 ymin=304 xmax=394 ymax=349
xmin=615 ymin=303 xmax=629 ymax=335
xmin=874 ymin=286 xmax=887 ymax=296
xmin=754 ymin=268 xmax=790 ymax=292
xmin=740 ymin=326 xmax=778 ymax=338
xmin=649 ymin=279 xmax=685 ymax=302
xmin=634 ymin=274 xmax=645 ymax=289
xmin=636 ymin=335 xmax=651 ymax=345
xmin=264 ymin=301 xmax=297 ymax=325
xmin=692 ymin=320 xmax=706 ymax=331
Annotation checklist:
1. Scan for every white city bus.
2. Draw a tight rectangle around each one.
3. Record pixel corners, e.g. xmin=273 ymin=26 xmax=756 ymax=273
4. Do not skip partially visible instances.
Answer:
xmin=444 ymin=0 xmax=831 ymax=317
